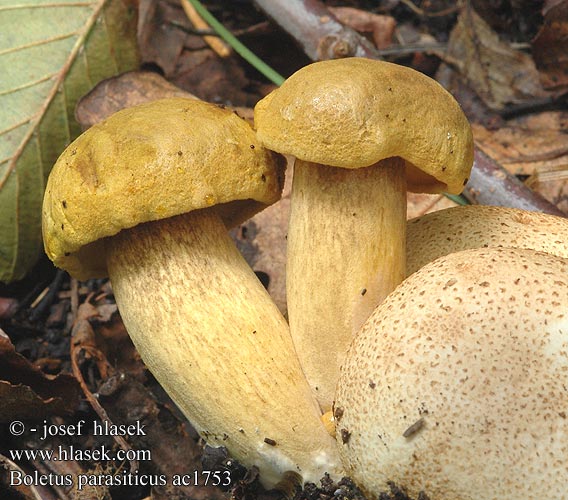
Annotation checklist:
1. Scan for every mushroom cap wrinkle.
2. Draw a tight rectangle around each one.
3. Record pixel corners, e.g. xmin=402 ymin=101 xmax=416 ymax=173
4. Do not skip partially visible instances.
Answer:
xmin=42 ymin=98 xmax=285 ymax=279
xmin=254 ymin=58 xmax=473 ymax=194
xmin=336 ymin=247 xmax=568 ymax=500
xmin=407 ymin=205 xmax=568 ymax=276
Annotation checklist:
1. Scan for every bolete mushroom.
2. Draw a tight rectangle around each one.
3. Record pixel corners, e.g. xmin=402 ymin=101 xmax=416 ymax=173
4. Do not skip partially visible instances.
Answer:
xmin=407 ymin=205 xmax=568 ymax=276
xmin=42 ymin=98 xmax=341 ymax=486
xmin=335 ymin=246 xmax=568 ymax=499
xmin=254 ymin=57 xmax=474 ymax=412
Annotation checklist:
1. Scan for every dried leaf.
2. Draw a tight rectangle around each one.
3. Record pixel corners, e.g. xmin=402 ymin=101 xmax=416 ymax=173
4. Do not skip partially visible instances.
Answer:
xmin=472 ymin=112 xmax=568 ymax=212
xmin=533 ymin=0 xmax=568 ymax=90
xmin=139 ymin=0 xmax=190 ymax=76
xmin=0 ymin=297 xmax=18 ymax=319
xmin=472 ymin=112 xmax=568 ymax=175
xmin=76 ymin=71 xmax=198 ymax=129
xmin=0 ymin=329 xmax=80 ymax=422
xmin=0 ymin=0 xmax=139 ymax=283
xmin=444 ymin=7 xmax=549 ymax=109
xmin=328 ymin=6 xmax=396 ymax=49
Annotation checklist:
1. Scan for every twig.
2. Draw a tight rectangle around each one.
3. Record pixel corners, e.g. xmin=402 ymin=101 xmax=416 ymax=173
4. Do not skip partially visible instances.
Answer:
xmin=29 ymin=269 xmax=66 ymax=322
xmin=253 ymin=0 xmax=381 ymax=61
xmin=70 ymin=294 xmax=139 ymax=473
xmin=180 ymin=0 xmax=231 ymax=57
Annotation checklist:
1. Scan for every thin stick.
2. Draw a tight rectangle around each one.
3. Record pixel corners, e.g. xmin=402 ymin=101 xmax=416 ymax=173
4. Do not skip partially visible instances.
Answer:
xmin=180 ymin=0 xmax=231 ymax=58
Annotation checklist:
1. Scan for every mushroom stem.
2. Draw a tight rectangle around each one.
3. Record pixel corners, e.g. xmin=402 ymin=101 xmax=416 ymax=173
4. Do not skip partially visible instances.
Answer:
xmin=287 ymin=158 xmax=407 ymax=412
xmin=105 ymin=209 xmax=340 ymax=486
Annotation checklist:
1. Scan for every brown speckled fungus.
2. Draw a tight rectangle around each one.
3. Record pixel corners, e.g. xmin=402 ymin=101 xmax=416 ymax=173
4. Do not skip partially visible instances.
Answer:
xmin=336 ymin=247 xmax=568 ymax=500
xmin=42 ymin=98 xmax=341 ymax=487
xmin=406 ymin=205 xmax=568 ymax=276
xmin=255 ymin=57 xmax=474 ymax=412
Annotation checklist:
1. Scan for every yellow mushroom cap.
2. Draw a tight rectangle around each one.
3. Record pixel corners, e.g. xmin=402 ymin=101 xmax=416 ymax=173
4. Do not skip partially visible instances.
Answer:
xmin=42 ymin=98 xmax=285 ymax=279
xmin=254 ymin=58 xmax=473 ymax=194
xmin=336 ymin=247 xmax=568 ymax=500
xmin=407 ymin=205 xmax=568 ymax=276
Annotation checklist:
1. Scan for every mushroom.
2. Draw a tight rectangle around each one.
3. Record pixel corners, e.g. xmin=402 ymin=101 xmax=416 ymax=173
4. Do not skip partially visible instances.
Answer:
xmin=42 ymin=98 xmax=341 ymax=486
xmin=407 ymin=205 xmax=568 ymax=276
xmin=335 ymin=246 xmax=568 ymax=499
xmin=254 ymin=58 xmax=474 ymax=412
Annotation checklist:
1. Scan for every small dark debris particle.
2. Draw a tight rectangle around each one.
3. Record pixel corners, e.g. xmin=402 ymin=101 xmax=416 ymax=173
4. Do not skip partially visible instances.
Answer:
xmin=223 ymin=433 xmax=229 ymax=441
xmin=70 ymin=149 xmax=77 ymax=156
xmin=333 ymin=406 xmax=344 ymax=421
xmin=217 ymin=104 xmax=227 ymax=109
xmin=369 ymin=380 xmax=376 ymax=389
xmin=64 ymin=252 xmax=70 ymax=257
xmin=388 ymin=87 xmax=393 ymax=92
xmin=62 ymin=200 xmax=67 ymax=208
xmin=479 ymin=281 xmax=490 ymax=287
xmin=241 ymin=226 xmax=248 ymax=239
xmin=261 ymin=174 xmax=266 ymax=182
xmin=250 ymin=144 xmax=255 ymax=149
xmin=177 ymin=150 xmax=183 ymax=156
xmin=264 ymin=437 xmax=277 ymax=446
xmin=403 ymin=417 xmax=425 ymax=438
xmin=61 ymin=224 xmax=64 ymax=230
xmin=252 ymin=330 xmax=257 ymax=334
xmin=463 ymin=177 xmax=469 ymax=185
xmin=340 ymin=428 xmax=351 ymax=444
xmin=442 ymin=166 xmax=447 ymax=171
xmin=560 ymin=412 xmax=566 ymax=419
xmin=361 ymin=288 xmax=367 ymax=296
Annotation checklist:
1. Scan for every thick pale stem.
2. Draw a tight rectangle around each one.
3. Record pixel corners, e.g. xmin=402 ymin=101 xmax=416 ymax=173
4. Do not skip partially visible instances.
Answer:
xmin=106 ymin=209 xmax=340 ymax=487
xmin=287 ymin=159 xmax=407 ymax=412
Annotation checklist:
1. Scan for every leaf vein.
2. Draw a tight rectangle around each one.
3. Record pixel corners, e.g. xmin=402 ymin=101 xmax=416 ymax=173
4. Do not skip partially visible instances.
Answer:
xmin=0 ymin=72 xmax=58 ymax=97
xmin=0 ymin=31 xmax=78 ymax=57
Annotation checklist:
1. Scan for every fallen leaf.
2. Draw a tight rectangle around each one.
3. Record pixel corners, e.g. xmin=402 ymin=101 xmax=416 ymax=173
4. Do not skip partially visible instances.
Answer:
xmin=138 ymin=0 xmax=190 ymax=76
xmin=0 ymin=297 xmax=18 ymax=319
xmin=472 ymin=111 xmax=568 ymax=175
xmin=329 ymin=6 xmax=396 ymax=49
xmin=75 ymin=71 xmax=252 ymax=129
xmin=76 ymin=71 xmax=198 ymax=129
xmin=532 ymin=0 xmax=568 ymax=90
xmin=443 ymin=6 xmax=549 ymax=110
xmin=0 ymin=0 xmax=139 ymax=283
xmin=0 ymin=329 xmax=80 ymax=422
xmin=475 ymin=110 xmax=568 ymax=212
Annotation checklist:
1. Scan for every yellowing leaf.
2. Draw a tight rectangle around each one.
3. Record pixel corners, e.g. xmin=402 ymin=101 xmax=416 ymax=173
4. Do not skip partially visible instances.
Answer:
xmin=0 ymin=0 xmax=139 ymax=282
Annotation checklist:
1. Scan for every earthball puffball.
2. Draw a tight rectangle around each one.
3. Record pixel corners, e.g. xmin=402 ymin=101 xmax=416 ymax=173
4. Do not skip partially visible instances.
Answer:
xmin=335 ymin=246 xmax=568 ymax=500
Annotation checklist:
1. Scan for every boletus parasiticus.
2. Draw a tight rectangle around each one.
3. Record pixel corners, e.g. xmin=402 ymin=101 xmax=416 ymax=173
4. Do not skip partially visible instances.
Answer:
xmin=42 ymin=98 xmax=341 ymax=486
xmin=335 ymin=246 xmax=568 ymax=499
xmin=254 ymin=57 xmax=474 ymax=412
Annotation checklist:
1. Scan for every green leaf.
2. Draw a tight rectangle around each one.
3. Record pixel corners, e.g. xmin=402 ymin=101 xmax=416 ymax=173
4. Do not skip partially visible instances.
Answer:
xmin=0 ymin=0 xmax=139 ymax=282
